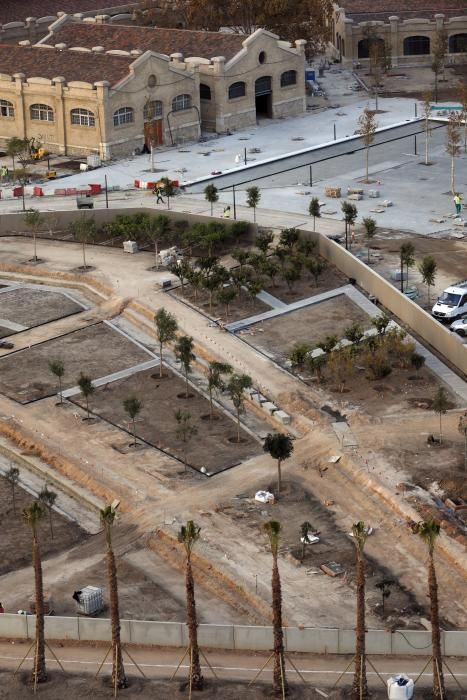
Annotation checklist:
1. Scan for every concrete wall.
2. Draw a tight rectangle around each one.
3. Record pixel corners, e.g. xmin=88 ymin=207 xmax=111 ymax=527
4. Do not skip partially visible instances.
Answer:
xmin=0 ymin=615 xmax=465 ymax=655
xmin=303 ymin=230 xmax=467 ymax=377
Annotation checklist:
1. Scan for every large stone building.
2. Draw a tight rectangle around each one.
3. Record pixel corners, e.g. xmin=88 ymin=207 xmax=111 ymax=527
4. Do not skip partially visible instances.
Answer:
xmin=0 ymin=15 xmax=306 ymax=159
xmin=331 ymin=0 xmax=467 ymax=66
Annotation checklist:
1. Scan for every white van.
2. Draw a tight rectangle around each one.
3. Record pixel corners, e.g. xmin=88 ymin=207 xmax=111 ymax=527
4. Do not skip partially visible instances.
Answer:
xmin=432 ymin=280 xmax=467 ymax=321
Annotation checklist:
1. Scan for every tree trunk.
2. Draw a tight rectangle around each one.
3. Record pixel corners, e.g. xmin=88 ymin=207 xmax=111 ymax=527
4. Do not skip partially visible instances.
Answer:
xmin=186 ymin=554 xmax=203 ymax=690
xmin=439 ymin=413 xmax=442 ymax=444
xmin=429 ymin=550 xmax=445 ymax=699
xmin=210 ymin=202 xmax=213 ymax=216
xmin=49 ymin=509 xmax=54 ymax=539
xmin=82 ymin=241 xmax=87 ymax=270
xmin=133 ymin=417 xmax=137 ymax=446
xmin=400 ymin=256 xmax=404 ymax=293
xmin=209 ymin=386 xmax=213 ymax=420
xmin=86 ymin=397 xmax=90 ymax=420
xmin=107 ymin=544 xmax=127 ymax=689
xmin=352 ymin=548 xmax=368 ymax=700
xmin=253 ymin=207 xmax=256 ymax=223
xmin=271 ymin=554 xmax=287 ymax=696
xmin=58 ymin=377 xmax=63 ymax=405
xmin=33 ymin=233 xmax=37 ymax=262
xmin=367 ymin=245 xmax=370 ymax=263
xmin=427 ymin=283 xmax=431 ymax=305
xmin=425 ymin=127 xmax=429 ymax=165
xmin=365 ymin=147 xmax=369 ymax=183
xmin=277 ymin=458 xmax=282 ymax=497
xmin=159 ymin=341 xmax=163 ymax=378
xmin=451 ymin=156 xmax=455 ymax=195
xmin=313 ymin=216 xmax=316 ymax=232
xmin=236 ymin=407 xmax=241 ymax=443
xmin=185 ymin=369 xmax=189 ymax=398
xmin=155 ymin=240 xmax=159 ymax=271
xmin=32 ymin=532 xmax=47 ymax=684
xmin=435 ymin=73 xmax=438 ymax=103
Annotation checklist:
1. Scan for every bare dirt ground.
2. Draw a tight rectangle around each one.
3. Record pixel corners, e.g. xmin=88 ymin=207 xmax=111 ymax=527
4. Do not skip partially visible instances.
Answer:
xmin=72 ymin=366 xmax=260 ymax=474
xmin=0 ymin=476 xmax=84 ymax=579
xmin=0 ymin=322 xmax=152 ymax=403
xmin=245 ymin=296 xmax=371 ymax=363
xmin=262 ymin=262 xmax=349 ymax=305
xmin=363 ymin=63 xmax=467 ymax=102
xmin=171 ymin=284 xmax=270 ymax=323
xmin=0 ymin=287 xmax=83 ymax=330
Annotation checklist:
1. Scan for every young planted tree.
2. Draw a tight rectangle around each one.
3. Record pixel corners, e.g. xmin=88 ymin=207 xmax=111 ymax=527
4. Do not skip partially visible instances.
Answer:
xmin=178 ymin=520 xmax=204 ymax=691
xmin=123 ymin=397 xmax=143 ymax=446
xmin=375 ymin=578 xmax=395 ymax=616
xmin=160 ymin=177 xmax=176 ymax=209
xmin=288 ymin=342 xmax=312 ymax=370
xmin=204 ymin=184 xmax=219 ymax=216
xmin=362 ymin=217 xmax=376 ymax=263
xmin=217 ymin=285 xmax=238 ymax=320
xmin=446 ymin=113 xmax=461 ymax=195
xmin=432 ymin=386 xmax=449 ymax=443
xmin=175 ymin=335 xmax=195 ymax=398
xmin=344 ymin=321 xmax=364 ymax=345
xmin=6 ymin=465 xmax=20 ymax=515
xmin=68 ymin=215 xmax=96 ymax=270
xmin=246 ymin=186 xmax=261 ymax=222
xmin=371 ymin=312 xmax=391 ymax=335
xmin=38 ymin=484 xmax=57 ymax=539
xmin=154 ymin=307 xmax=178 ymax=378
xmin=431 ymin=28 xmax=447 ymax=103
xmin=422 ymin=93 xmax=433 ymax=165
xmin=227 ymin=373 xmax=252 ymax=443
xmin=418 ymin=255 xmax=437 ymax=304
xmin=262 ymin=520 xmax=287 ymax=697
xmin=48 ymin=359 xmax=65 ymax=404
xmin=279 ymin=227 xmax=300 ymax=251
xmin=327 ymin=348 xmax=355 ymax=393
xmin=255 ymin=230 xmax=274 ymax=254
xmin=263 ymin=432 xmax=294 ymax=498
xmin=460 ymin=82 xmax=467 ymax=153
xmin=23 ymin=502 xmax=47 ymax=684
xmin=308 ymin=196 xmax=321 ymax=231
xmin=100 ymin=504 xmax=127 ymax=691
xmin=167 ymin=259 xmax=191 ymax=296
xmin=413 ymin=520 xmax=445 ymax=699
xmin=6 ymin=136 xmax=24 ymax=173
xmin=351 ymin=521 xmax=370 ymax=700
xmin=77 ymin=373 xmax=95 ymax=420
xmin=207 ymin=361 xmax=232 ymax=419
xmin=341 ymin=201 xmax=357 ymax=251
xmin=175 ymin=409 xmax=198 ymax=468
xmin=300 ymin=520 xmax=314 ymax=560
xmin=356 ymin=107 xmax=377 ymax=183
xmin=458 ymin=411 xmax=467 ymax=470
xmin=24 ymin=209 xmax=44 ymax=263
xmin=399 ymin=241 xmax=415 ymax=293
xmin=144 ymin=214 xmax=170 ymax=269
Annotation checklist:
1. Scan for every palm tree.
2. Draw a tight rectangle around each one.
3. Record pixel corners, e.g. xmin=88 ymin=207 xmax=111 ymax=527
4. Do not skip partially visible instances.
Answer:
xmin=100 ymin=504 xmax=128 ymax=691
xmin=246 ymin=186 xmax=261 ymax=223
xmin=308 ymin=197 xmax=321 ymax=231
xmin=413 ymin=520 xmax=445 ymax=699
xmin=362 ymin=217 xmax=376 ymax=263
xmin=123 ymin=397 xmax=143 ymax=446
xmin=418 ymin=256 xmax=437 ymax=305
xmin=178 ymin=521 xmax=204 ymax=691
xmin=207 ymin=361 xmax=232 ymax=420
xmin=6 ymin=465 xmax=20 ymax=514
xmin=48 ymin=359 xmax=65 ymax=405
xmin=227 ymin=373 xmax=252 ymax=442
xmin=154 ymin=307 xmax=178 ymax=378
xmin=23 ymin=502 xmax=47 ymax=684
xmin=175 ymin=335 xmax=195 ymax=398
xmin=24 ymin=209 xmax=43 ymax=263
xmin=432 ymin=387 xmax=449 ymax=443
xmin=77 ymin=373 xmax=95 ymax=420
xmin=351 ymin=521 xmax=369 ymax=700
xmin=144 ymin=214 xmax=170 ymax=269
xmin=263 ymin=520 xmax=287 ymax=697
xmin=204 ymin=184 xmax=219 ymax=216
xmin=68 ymin=215 xmax=96 ymax=270
xmin=263 ymin=433 xmax=294 ymax=498
xmin=341 ymin=201 xmax=358 ymax=251
xmin=38 ymin=484 xmax=57 ymax=539
xmin=175 ymin=409 xmax=197 ymax=469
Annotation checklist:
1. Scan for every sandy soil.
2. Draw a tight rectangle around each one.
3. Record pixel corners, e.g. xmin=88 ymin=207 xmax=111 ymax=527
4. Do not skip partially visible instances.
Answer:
xmin=72 ymin=366 xmax=261 ymax=474
xmin=0 ymin=476 xmax=84 ymax=580
xmin=0 ymin=287 xmax=82 ymax=329
xmin=262 ymin=262 xmax=349 ymax=304
xmin=0 ymin=322 xmax=152 ymax=403
xmin=246 ymin=296 xmax=371 ymax=363
xmin=171 ymin=284 xmax=270 ymax=323
xmin=364 ymin=63 xmax=466 ymax=102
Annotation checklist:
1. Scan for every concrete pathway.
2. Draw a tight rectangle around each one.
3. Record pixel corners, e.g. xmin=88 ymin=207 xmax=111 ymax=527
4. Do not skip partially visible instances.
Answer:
xmin=0 ymin=318 xmax=27 ymax=332
xmin=256 ymin=290 xmax=287 ymax=309
xmin=62 ymin=358 xmax=159 ymax=399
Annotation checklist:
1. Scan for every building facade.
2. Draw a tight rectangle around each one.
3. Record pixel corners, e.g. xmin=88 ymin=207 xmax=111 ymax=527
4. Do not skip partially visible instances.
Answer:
xmin=331 ymin=0 xmax=467 ymax=66
xmin=0 ymin=16 xmax=306 ymax=159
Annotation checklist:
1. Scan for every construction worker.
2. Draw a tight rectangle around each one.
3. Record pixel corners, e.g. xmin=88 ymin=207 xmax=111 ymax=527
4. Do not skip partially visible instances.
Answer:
xmin=454 ymin=193 xmax=462 ymax=215
xmin=223 ymin=206 xmax=231 ymax=219
xmin=154 ymin=185 xmax=164 ymax=204
xmin=0 ymin=602 xmax=4 ymax=613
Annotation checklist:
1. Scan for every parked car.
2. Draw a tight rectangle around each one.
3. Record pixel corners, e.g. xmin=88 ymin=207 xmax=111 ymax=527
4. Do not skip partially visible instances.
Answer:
xmin=450 ymin=317 xmax=467 ymax=337
xmin=432 ymin=280 xmax=467 ymax=321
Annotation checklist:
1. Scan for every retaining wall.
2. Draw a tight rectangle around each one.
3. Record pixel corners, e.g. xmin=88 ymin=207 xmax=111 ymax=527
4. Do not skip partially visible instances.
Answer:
xmin=304 ymin=231 xmax=467 ymax=377
xmin=0 ymin=615 xmax=465 ymax=656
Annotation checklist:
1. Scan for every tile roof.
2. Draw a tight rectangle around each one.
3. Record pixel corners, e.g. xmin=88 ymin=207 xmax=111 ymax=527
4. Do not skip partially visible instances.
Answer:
xmin=340 ymin=0 xmax=467 ymax=20
xmin=50 ymin=22 xmax=246 ymax=61
xmin=0 ymin=1 xmax=132 ymax=25
xmin=0 ymin=44 xmax=132 ymax=85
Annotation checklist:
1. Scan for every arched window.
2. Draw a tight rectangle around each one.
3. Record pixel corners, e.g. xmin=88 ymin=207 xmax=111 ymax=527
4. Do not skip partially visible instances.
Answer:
xmin=143 ymin=100 xmax=163 ymax=121
xmin=0 ymin=99 xmax=14 ymax=118
xmin=200 ymin=83 xmax=211 ymax=100
xmin=30 ymin=103 xmax=54 ymax=122
xmin=403 ymin=36 xmax=430 ymax=56
xmin=113 ymin=106 xmax=134 ymax=127
xmin=70 ymin=108 xmax=95 ymax=127
xmin=172 ymin=94 xmax=191 ymax=112
xmin=449 ymin=33 xmax=467 ymax=54
xmin=228 ymin=81 xmax=246 ymax=99
xmin=280 ymin=70 xmax=297 ymax=87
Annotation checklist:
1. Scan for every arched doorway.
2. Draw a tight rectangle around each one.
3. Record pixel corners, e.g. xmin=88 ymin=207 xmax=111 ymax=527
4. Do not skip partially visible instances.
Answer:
xmin=449 ymin=33 xmax=467 ymax=54
xmin=143 ymin=100 xmax=163 ymax=147
xmin=255 ymin=76 xmax=272 ymax=118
